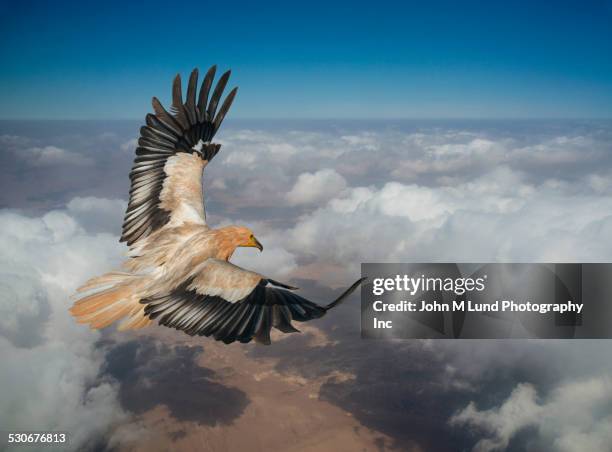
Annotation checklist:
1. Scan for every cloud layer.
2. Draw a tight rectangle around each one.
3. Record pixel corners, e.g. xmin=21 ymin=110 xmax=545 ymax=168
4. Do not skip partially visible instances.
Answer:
xmin=2 ymin=119 xmax=612 ymax=450
xmin=0 ymin=200 xmax=127 ymax=449
xmin=450 ymin=377 xmax=612 ymax=452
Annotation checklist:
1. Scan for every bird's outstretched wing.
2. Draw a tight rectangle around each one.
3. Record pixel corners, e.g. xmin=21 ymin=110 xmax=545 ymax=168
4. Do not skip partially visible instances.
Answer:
xmin=122 ymin=66 xmax=237 ymax=246
xmin=140 ymin=259 xmax=366 ymax=345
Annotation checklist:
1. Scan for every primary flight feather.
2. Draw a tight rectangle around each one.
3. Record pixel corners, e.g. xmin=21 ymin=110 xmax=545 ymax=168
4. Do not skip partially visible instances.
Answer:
xmin=69 ymin=66 xmax=365 ymax=345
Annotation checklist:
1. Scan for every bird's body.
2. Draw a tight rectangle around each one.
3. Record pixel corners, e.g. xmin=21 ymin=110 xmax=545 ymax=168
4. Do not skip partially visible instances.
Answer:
xmin=70 ymin=66 xmax=364 ymax=344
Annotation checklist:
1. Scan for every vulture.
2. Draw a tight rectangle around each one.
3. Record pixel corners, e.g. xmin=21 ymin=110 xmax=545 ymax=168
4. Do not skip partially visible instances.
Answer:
xmin=69 ymin=66 xmax=365 ymax=344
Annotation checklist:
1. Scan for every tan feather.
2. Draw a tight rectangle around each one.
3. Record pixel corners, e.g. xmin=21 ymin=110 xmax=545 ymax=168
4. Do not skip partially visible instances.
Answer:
xmin=69 ymin=274 xmax=151 ymax=330
xmin=70 ymin=287 xmax=130 ymax=317
xmin=87 ymin=302 xmax=133 ymax=329
xmin=119 ymin=311 xmax=151 ymax=330
xmin=75 ymin=272 xmax=134 ymax=294
xmin=159 ymin=153 xmax=207 ymax=226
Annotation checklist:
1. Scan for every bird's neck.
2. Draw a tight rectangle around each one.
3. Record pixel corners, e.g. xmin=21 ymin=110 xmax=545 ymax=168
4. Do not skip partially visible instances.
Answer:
xmin=212 ymin=227 xmax=241 ymax=261
xmin=217 ymin=245 xmax=237 ymax=261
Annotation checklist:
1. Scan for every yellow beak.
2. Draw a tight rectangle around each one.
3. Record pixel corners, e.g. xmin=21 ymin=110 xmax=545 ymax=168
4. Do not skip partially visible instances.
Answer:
xmin=246 ymin=236 xmax=263 ymax=252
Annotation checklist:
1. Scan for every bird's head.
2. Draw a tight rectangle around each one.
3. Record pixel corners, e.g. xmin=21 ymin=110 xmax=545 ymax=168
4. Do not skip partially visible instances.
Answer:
xmin=234 ymin=226 xmax=263 ymax=252
xmin=215 ymin=225 xmax=263 ymax=261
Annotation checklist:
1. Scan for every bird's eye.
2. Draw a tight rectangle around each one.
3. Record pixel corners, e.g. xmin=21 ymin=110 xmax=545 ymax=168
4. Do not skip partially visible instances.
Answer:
xmin=250 ymin=234 xmax=254 ymax=239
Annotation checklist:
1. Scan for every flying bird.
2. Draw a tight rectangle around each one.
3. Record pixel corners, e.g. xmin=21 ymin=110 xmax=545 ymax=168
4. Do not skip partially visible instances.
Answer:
xmin=70 ymin=66 xmax=365 ymax=344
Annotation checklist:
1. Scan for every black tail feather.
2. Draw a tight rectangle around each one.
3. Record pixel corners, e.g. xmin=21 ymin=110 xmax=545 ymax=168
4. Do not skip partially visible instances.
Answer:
xmin=325 ymin=277 xmax=367 ymax=310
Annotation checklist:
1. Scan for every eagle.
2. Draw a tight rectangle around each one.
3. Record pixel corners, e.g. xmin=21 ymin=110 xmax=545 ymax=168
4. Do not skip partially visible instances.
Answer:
xmin=69 ymin=66 xmax=365 ymax=345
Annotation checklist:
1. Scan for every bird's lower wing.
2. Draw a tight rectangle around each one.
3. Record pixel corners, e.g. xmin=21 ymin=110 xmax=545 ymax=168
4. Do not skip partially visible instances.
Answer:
xmin=140 ymin=258 xmax=365 ymax=345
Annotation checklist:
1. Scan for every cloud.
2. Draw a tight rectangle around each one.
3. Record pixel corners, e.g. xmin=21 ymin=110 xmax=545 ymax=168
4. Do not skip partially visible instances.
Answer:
xmin=232 ymin=243 xmax=297 ymax=279
xmin=0 ymin=202 xmax=127 ymax=450
xmin=120 ymin=138 xmax=138 ymax=153
xmin=340 ymin=133 xmax=379 ymax=150
xmin=281 ymin=165 xmax=612 ymax=286
xmin=450 ymin=377 xmax=612 ymax=452
xmin=0 ymin=134 xmax=33 ymax=147
xmin=0 ymin=129 xmax=133 ymax=211
xmin=0 ymin=273 xmax=50 ymax=348
xmin=66 ymin=196 xmax=126 ymax=234
xmin=286 ymin=168 xmax=347 ymax=205
xmin=19 ymin=145 xmax=93 ymax=166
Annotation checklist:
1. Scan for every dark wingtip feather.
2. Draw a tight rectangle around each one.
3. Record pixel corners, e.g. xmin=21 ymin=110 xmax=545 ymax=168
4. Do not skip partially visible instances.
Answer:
xmin=172 ymin=74 xmax=183 ymax=109
xmin=325 ymin=277 xmax=367 ymax=310
xmin=185 ymin=69 xmax=198 ymax=118
xmin=198 ymin=65 xmax=217 ymax=116
xmin=266 ymin=279 xmax=299 ymax=290
xmin=151 ymin=96 xmax=164 ymax=113
xmin=207 ymin=70 xmax=231 ymax=120
xmin=186 ymin=69 xmax=198 ymax=104
xmin=213 ymin=86 xmax=238 ymax=133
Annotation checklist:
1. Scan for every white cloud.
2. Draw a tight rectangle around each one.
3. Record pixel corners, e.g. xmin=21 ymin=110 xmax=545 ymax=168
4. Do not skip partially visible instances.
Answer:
xmin=120 ymin=138 xmax=138 ymax=153
xmin=19 ymin=145 xmax=93 ymax=166
xmin=0 ymin=202 xmax=127 ymax=450
xmin=282 ymin=165 xmax=612 ymax=286
xmin=340 ymin=133 xmax=379 ymax=151
xmin=450 ymin=377 xmax=612 ymax=452
xmin=66 ymin=196 xmax=126 ymax=234
xmin=0 ymin=134 xmax=33 ymax=147
xmin=222 ymin=150 xmax=257 ymax=167
xmin=209 ymin=126 xmax=612 ymax=216
xmin=286 ymin=168 xmax=347 ymax=205
xmin=232 ymin=244 xmax=297 ymax=280
xmin=0 ymin=274 xmax=49 ymax=348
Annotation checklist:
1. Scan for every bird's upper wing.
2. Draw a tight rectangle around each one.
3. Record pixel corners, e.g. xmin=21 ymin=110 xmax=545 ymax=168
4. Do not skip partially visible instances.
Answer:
xmin=140 ymin=258 xmax=365 ymax=345
xmin=122 ymin=66 xmax=237 ymax=246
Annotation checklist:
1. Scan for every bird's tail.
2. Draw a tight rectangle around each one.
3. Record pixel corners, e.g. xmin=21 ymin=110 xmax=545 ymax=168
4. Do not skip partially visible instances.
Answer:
xmin=69 ymin=272 xmax=151 ymax=330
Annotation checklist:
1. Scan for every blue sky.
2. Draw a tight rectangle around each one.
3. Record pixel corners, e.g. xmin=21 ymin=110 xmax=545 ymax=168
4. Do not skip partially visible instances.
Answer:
xmin=1 ymin=0 xmax=611 ymax=119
